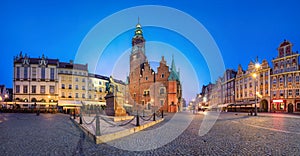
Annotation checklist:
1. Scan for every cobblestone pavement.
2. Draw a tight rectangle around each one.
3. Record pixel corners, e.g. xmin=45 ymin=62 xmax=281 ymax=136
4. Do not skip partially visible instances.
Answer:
xmin=0 ymin=112 xmax=300 ymax=155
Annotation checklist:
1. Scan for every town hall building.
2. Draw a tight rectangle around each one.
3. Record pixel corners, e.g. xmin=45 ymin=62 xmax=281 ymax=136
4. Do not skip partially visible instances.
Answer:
xmin=128 ymin=22 xmax=182 ymax=112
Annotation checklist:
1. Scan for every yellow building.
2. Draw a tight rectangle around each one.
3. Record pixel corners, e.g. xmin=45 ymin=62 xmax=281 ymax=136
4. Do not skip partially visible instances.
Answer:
xmin=234 ymin=59 xmax=271 ymax=112
xmin=57 ymin=61 xmax=88 ymax=113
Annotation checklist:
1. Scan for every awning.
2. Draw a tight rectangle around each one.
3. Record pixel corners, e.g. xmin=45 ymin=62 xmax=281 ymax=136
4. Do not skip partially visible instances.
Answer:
xmin=58 ymin=100 xmax=82 ymax=106
xmin=123 ymin=103 xmax=133 ymax=107
xmin=82 ymin=101 xmax=106 ymax=106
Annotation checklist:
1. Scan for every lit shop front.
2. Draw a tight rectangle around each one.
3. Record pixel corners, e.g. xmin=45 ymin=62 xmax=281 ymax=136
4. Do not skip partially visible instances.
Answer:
xmin=271 ymin=99 xmax=286 ymax=112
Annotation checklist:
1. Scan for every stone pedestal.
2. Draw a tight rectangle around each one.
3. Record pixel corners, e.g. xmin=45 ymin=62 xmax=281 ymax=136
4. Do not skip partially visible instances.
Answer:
xmin=105 ymin=93 xmax=127 ymax=116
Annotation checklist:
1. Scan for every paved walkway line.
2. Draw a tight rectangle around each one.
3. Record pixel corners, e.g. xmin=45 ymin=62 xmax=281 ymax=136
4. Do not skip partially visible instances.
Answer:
xmin=231 ymin=120 xmax=300 ymax=135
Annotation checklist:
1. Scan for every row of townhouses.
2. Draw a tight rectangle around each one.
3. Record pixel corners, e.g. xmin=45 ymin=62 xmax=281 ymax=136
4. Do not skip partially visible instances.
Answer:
xmin=195 ymin=40 xmax=300 ymax=113
xmin=1 ymin=22 xmax=183 ymax=113
xmin=9 ymin=52 xmax=126 ymax=113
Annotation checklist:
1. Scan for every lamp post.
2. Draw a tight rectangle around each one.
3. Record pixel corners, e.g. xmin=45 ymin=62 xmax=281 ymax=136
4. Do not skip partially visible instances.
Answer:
xmin=5 ymin=94 xmax=8 ymax=108
xmin=252 ymin=61 xmax=261 ymax=116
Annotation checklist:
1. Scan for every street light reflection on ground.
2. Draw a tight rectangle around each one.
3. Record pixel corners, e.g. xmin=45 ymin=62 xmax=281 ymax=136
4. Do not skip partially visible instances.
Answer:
xmin=252 ymin=58 xmax=261 ymax=116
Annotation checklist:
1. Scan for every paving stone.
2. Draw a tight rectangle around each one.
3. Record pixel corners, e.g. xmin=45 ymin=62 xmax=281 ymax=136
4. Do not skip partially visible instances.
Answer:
xmin=0 ymin=112 xmax=300 ymax=155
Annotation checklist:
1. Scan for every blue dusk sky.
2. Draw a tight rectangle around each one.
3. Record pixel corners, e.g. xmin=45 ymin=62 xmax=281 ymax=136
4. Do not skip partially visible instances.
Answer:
xmin=1 ymin=0 xmax=300 ymax=102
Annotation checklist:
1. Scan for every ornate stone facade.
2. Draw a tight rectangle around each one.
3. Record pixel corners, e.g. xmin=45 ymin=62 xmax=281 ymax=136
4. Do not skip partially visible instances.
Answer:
xmin=128 ymin=22 xmax=182 ymax=112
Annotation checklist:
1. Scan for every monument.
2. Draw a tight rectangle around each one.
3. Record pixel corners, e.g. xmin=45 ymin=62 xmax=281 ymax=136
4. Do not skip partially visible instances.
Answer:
xmin=104 ymin=76 xmax=127 ymax=116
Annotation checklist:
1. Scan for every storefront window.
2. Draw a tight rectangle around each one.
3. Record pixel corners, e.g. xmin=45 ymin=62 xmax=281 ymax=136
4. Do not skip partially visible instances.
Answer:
xmin=280 ymin=103 xmax=285 ymax=110
xmin=297 ymin=103 xmax=300 ymax=111
xmin=272 ymin=104 xmax=277 ymax=110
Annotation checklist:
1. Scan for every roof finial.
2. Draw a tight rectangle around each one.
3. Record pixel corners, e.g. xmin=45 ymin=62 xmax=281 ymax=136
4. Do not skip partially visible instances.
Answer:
xmin=138 ymin=16 xmax=140 ymax=24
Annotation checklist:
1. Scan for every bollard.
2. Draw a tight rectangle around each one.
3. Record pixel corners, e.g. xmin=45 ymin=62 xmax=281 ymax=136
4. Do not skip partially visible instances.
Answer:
xmin=79 ymin=115 xmax=83 ymax=124
xmin=153 ymin=112 xmax=156 ymax=121
xmin=95 ymin=115 xmax=100 ymax=136
xmin=36 ymin=109 xmax=40 ymax=116
xmin=136 ymin=114 xmax=140 ymax=126
xmin=73 ymin=111 xmax=76 ymax=119
xmin=161 ymin=110 xmax=164 ymax=118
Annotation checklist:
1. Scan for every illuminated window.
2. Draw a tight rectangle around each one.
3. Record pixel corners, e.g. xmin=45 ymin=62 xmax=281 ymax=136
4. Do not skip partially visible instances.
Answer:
xmin=272 ymin=104 xmax=277 ymax=110
xmin=280 ymin=103 xmax=285 ymax=110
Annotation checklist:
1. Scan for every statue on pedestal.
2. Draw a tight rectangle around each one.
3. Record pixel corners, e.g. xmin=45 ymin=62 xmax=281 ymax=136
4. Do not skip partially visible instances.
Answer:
xmin=105 ymin=76 xmax=126 ymax=116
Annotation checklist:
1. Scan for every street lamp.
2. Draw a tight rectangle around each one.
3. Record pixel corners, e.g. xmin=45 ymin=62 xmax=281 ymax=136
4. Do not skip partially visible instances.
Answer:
xmin=252 ymin=61 xmax=261 ymax=116
xmin=5 ymin=94 xmax=8 ymax=107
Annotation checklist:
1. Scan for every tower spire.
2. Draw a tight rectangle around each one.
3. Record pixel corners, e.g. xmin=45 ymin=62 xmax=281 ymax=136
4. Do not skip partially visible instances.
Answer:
xmin=168 ymin=55 xmax=180 ymax=81
xmin=134 ymin=17 xmax=143 ymax=36
xmin=171 ymin=54 xmax=176 ymax=71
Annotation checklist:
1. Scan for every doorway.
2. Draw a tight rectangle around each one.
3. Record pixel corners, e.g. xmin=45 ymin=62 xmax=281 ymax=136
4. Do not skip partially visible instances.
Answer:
xmin=288 ymin=103 xmax=294 ymax=113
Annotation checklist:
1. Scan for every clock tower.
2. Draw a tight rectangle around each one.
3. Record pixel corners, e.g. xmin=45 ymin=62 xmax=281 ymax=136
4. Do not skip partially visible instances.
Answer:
xmin=130 ymin=22 xmax=146 ymax=73
xmin=129 ymin=21 xmax=147 ymax=103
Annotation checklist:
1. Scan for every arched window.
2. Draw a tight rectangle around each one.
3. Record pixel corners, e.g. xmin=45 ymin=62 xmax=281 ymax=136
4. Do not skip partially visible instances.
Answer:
xmin=160 ymin=88 xmax=165 ymax=95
